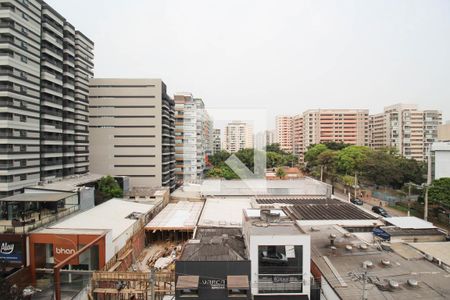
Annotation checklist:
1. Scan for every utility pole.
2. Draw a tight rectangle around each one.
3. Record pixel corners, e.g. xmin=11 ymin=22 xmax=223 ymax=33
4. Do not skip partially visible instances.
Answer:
xmin=320 ymin=165 xmax=324 ymax=182
xmin=424 ymin=149 xmax=432 ymax=221
xmin=361 ymin=271 xmax=368 ymax=300
xmin=354 ymin=172 xmax=358 ymax=201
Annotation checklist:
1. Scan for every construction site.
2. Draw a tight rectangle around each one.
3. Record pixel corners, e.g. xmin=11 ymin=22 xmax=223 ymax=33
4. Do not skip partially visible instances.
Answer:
xmin=88 ymin=200 xmax=204 ymax=300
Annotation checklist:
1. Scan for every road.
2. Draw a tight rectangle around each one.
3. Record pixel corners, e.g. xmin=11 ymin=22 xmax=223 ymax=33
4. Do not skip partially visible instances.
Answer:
xmin=332 ymin=190 xmax=406 ymax=218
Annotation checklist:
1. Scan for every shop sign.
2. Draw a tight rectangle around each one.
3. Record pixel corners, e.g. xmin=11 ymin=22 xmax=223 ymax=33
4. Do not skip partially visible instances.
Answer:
xmin=200 ymin=279 xmax=226 ymax=289
xmin=53 ymin=235 xmax=79 ymax=265
xmin=0 ymin=241 xmax=22 ymax=264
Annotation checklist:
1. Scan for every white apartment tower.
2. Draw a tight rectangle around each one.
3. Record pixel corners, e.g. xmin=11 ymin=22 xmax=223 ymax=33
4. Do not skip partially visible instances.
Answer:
xmin=0 ymin=0 xmax=94 ymax=197
xmin=369 ymin=104 xmax=442 ymax=161
xmin=224 ymin=121 xmax=253 ymax=153
xmin=174 ymin=93 xmax=212 ymax=181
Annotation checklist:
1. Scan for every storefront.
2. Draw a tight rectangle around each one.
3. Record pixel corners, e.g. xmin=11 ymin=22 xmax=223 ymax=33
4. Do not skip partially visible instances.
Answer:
xmin=0 ymin=233 xmax=26 ymax=268
xmin=29 ymin=230 xmax=109 ymax=284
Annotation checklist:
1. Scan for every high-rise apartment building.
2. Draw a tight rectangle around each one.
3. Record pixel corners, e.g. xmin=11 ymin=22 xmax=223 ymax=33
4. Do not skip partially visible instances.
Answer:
xmin=369 ymin=104 xmax=442 ymax=161
xmin=302 ymin=109 xmax=369 ymax=150
xmin=255 ymin=130 xmax=275 ymax=150
xmin=174 ymin=93 xmax=212 ymax=181
xmin=0 ymin=0 xmax=93 ymax=197
xmin=89 ymin=79 xmax=175 ymax=190
xmin=212 ymin=128 xmax=221 ymax=154
xmin=275 ymin=116 xmax=293 ymax=153
xmin=224 ymin=121 xmax=253 ymax=153
xmin=437 ymin=123 xmax=450 ymax=141
xmin=292 ymin=114 xmax=304 ymax=160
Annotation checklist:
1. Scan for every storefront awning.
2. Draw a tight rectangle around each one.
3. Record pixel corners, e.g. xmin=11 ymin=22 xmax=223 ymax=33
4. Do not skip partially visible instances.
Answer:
xmin=227 ymin=275 xmax=249 ymax=289
xmin=176 ymin=275 xmax=199 ymax=290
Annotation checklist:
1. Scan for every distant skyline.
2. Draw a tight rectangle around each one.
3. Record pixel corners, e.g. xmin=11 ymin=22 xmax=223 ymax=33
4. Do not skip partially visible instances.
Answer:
xmin=47 ymin=0 xmax=450 ymax=124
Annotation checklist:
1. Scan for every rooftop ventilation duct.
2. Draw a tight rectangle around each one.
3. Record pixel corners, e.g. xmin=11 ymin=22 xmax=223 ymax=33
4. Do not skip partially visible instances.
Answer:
xmin=407 ymin=279 xmax=418 ymax=287
xmin=345 ymin=245 xmax=353 ymax=251
xmin=362 ymin=260 xmax=373 ymax=268
xmin=329 ymin=233 xmax=337 ymax=246
xmin=260 ymin=209 xmax=280 ymax=223
xmin=359 ymin=244 xmax=368 ymax=250
xmin=381 ymin=259 xmax=391 ymax=266
xmin=389 ymin=280 xmax=399 ymax=289
xmin=344 ymin=233 xmax=352 ymax=238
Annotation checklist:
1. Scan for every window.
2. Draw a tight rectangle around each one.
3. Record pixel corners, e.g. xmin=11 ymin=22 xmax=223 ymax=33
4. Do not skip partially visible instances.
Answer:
xmin=22 ymin=12 xmax=29 ymax=20
xmin=20 ymin=56 xmax=27 ymax=63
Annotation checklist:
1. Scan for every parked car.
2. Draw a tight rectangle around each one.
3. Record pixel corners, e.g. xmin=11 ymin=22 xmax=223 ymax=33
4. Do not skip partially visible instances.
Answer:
xmin=351 ymin=198 xmax=364 ymax=205
xmin=372 ymin=206 xmax=390 ymax=217
xmin=260 ymin=251 xmax=288 ymax=265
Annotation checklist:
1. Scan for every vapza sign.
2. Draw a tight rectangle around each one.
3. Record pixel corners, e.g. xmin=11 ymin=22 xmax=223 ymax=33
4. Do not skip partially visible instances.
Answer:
xmin=0 ymin=241 xmax=22 ymax=263
xmin=200 ymin=279 xmax=226 ymax=290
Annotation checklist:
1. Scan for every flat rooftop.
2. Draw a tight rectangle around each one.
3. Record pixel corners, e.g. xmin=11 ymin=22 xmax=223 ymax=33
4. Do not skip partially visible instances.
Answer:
xmin=200 ymin=178 xmax=331 ymax=196
xmin=180 ymin=228 xmax=247 ymax=261
xmin=384 ymin=217 xmax=436 ymax=229
xmin=37 ymin=199 xmax=154 ymax=240
xmin=198 ymin=197 xmax=252 ymax=228
xmin=284 ymin=202 xmax=377 ymax=220
xmin=243 ymin=208 xmax=304 ymax=236
xmin=26 ymin=173 xmax=105 ymax=192
xmin=302 ymin=224 xmax=450 ymax=299
xmin=145 ymin=201 xmax=204 ymax=231
xmin=255 ymin=195 xmax=338 ymax=206
xmin=409 ymin=242 xmax=450 ymax=267
xmin=0 ymin=192 xmax=76 ymax=202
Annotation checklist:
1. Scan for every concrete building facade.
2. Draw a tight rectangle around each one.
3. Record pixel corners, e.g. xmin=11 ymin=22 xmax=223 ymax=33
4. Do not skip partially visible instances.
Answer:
xmin=437 ymin=123 xmax=450 ymax=141
xmin=369 ymin=104 xmax=442 ymax=161
xmin=292 ymin=115 xmax=303 ymax=161
xmin=174 ymin=93 xmax=212 ymax=181
xmin=224 ymin=121 xmax=253 ymax=153
xmin=302 ymin=109 xmax=369 ymax=151
xmin=89 ymin=79 xmax=175 ymax=190
xmin=430 ymin=142 xmax=450 ymax=180
xmin=275 ymin=116 xmax=293 ymax=153
xmin=0 ymin=0 xmax=93 ymax=198
xmin=212 ymin=128 xmax=221 ymax=154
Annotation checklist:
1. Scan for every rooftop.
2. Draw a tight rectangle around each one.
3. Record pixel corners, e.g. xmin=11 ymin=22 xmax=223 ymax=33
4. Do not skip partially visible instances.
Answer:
xmin=26 ymin=173 xmax=105 ymax=192
xmin=384 ymin=217 xmax=436 ymax=229
xmin=37 ymin=199 xmax=154 ymax=240
xmin=302 ymin=224 xmax=450 ymax=300
xmin=243 ymin=208 xmax=304 ymax=236
xmin=0 ymin=192 xmax=76 ymax=202
xmin=409 ymin=242 xmax=450 ymax=267
xmin=254 ymin=195 xmax=338 ymax=206
xmin=198 ymin=197 xmax=252 ymax=228
xmin=284 ymin=202 xmax=377 ymax=221
xmin=180 ymin=228 xmax=247 ymax=261
xmin=145 ymin=201 xmax=204 ymax=231
xmin=200 ymin=178 xmax=331 ymax=196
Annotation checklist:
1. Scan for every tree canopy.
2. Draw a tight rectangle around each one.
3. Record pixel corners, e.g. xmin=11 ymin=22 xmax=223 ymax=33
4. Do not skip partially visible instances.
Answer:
xmin=427 ymin=178 xmax=450 ymax=207
xmin=98 ymin=176 xmax=123 ymax=199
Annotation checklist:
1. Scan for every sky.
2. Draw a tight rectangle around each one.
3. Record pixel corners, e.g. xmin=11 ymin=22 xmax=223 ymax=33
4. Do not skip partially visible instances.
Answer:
xmin=47 ymin=0 xmax=450 ymax=127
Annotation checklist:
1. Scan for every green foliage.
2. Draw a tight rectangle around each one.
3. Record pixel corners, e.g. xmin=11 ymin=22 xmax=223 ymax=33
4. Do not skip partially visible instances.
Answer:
xmin=276 ymin=167 xmax=286 ymax=179
xmin=206 ymin=165 xmax=239 ymax=180
xmin=265 ymin=143 xmax=287 ymax=155
xmin=304 ymin=144 xmax=328 ymax=169
xmin=208 ymin=150 xmax=231 ymax=166
xmin=304 ymin=142 xmax=426 ymax=190
xmin=427 ymin=178 xmax=450 ymax=206
xmin=335 ymin=146 xmax=370 ymax=174
xmin=322 ymin=141 xmax=350 ymax=151
xmin=98 ymin=175 xmax=123 ymax=198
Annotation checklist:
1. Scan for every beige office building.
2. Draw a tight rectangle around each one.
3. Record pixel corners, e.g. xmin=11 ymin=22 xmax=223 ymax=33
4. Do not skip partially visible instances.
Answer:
xmin=369 ymin=104 xmax=442 ymax=161
xmin=302 ymin=109 xmax=369 ymax=150
xmin=224 ymin=121 xmax=253 ymax=153
xmin=89 ymin=79 xmax=175 ymax=190
xmin=275 ymin=116 xmax=293 ymax=153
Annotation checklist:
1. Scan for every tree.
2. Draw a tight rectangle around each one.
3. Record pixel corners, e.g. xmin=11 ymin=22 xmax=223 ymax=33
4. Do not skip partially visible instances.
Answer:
xmin=265 ymin=143 xmax=287 ymax=155
xmin=304 ymin=144 xmax=328 ymax=169
xmin=276 ymin=167 xmax=286 ymax=179
xmin=362 ymin=150 xmax=401 ymax=187
xmin=206 ymin=165 xmax=239 ymax=180
xmin=317 ymin=150 xmax=337 ymax=182
xmin=98 ymin=176 xmax=123 ymax=199
xmin=427 ymin=177 xmax=450 ymax=206
xmin=322 ymin=141 xmax=350 ymax=151
xmin=335 ymin=146 xmax=370 ymax=175
xmin=208 ymin=150 xmax=231 ymax=166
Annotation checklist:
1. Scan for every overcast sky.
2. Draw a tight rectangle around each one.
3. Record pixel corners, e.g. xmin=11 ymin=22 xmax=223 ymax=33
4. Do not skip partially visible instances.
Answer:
xmin=47 ymin=0 xmax=450 ymax=126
